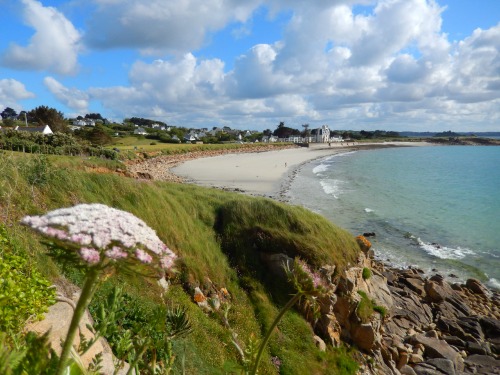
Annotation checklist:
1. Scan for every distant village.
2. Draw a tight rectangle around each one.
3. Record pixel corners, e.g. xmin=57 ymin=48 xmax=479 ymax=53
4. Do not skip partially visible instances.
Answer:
xmin=0 ymin=105 xmax=406 ymax=147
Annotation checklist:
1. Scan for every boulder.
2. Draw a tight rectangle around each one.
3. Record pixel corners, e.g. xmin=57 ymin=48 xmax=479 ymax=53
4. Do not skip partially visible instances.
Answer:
xmin=26 ymin=296 xmax=127 ymax=374
xmin=351 ymin=323 xmax=378 ymax=352
xmin=425 ymin=358 xmax=456 ymax=375
xmin=407 ymin=334 xmax=464 ymax=372
xmin=465 ymin=279 xmax=491 ymax=297
xmin=400 ymin=364 xmax=418 ymax=375
xmin=402 ymin=277 xmax=426 ymax=296
xmin=464 ymin=354 xmax=500 ymax=374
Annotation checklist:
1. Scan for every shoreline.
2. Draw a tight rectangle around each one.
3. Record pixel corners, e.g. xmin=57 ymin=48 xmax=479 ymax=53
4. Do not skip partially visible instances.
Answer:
xmin=169 ymin=141 xmax=429 ymax=198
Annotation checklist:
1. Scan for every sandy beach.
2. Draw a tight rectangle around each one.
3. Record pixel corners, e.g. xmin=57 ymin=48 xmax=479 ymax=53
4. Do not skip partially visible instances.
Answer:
xmin=171 ymin=141 xmax=428 ymax=197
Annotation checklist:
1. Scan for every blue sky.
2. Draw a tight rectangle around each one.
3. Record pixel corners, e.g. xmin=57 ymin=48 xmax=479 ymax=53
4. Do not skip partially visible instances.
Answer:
xmin=0 ymin=0 xmax=499 ymax=132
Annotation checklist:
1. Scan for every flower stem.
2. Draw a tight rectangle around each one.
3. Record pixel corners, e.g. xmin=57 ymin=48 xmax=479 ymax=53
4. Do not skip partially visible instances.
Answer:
xmin=56 ymin=268 xmax=101 ymax=375
xmin=250 ymin=292 xmax=303 ymax=375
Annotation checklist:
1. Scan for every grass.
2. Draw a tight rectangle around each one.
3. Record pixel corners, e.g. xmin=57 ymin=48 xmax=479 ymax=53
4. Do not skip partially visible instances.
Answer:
xmin=0 ymin=150 xmax=361 ymax=374
xmin=109 ymin=136 xmax=292 ymax=154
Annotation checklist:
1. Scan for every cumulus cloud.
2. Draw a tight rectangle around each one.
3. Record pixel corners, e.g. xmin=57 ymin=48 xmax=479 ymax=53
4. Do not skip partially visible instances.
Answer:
xmin=1 ymin=0 xmax=81 ymax=75
xmin=77 ymin=0 xmax=499 ymax=130
xmin=43 ymin=77 xmax=89 ymax=111
xmin=0 ymin=78 xmax=35 ymax=111
xmin=85 ymin=0 xmax=261 ymax=54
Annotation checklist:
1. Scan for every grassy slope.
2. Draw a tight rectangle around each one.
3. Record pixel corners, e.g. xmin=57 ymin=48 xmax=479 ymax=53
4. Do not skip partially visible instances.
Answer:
xmin=0 ymin=151 xmax=361 ymax=374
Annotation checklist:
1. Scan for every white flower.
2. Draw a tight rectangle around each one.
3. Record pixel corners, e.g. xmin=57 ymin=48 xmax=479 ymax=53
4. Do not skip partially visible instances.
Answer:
xmin=22 ymin=204 xmax=177 ymax=269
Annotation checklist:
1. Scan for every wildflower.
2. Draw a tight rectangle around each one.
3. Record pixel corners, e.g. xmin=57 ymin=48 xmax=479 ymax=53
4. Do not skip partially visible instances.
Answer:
xmin=20 ymin=203 xmax=178 ymax=375
xmin=21 ymin=203 xmax=177 ymax=270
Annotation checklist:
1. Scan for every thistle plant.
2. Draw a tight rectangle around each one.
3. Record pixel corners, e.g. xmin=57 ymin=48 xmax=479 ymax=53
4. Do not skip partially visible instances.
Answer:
xmin=249 ymin=258 xmax=332 ymax=375
xmin=21 ymin=203 xmax=177 ymax=375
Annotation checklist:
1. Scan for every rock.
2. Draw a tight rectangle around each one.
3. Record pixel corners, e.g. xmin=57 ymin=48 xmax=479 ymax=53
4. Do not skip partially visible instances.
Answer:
xmin=465 ymin=279 xmax=491 ymax=296
xmin=402 ymin=278 xmax=426 ymax=297
xmin=313 ymin=335 xmax=327 ymax=351
xmin=466 ymin=341 xmax=490 ymax=355
xmin=389 ymin=286 xmax=433 ymax=329
xmin=407 ymin=334 xmax=464 ymax=372
xmin=365 ymin=273 xmax=394 ymax=311
xmin=425 ymin=358 xmax=456 ymax=375
xmin=442 ymin=336 xmax=466 ymax=349
xmin=351 ymin=323 xmax=378 ymax=352
xmin=26 ymin=295 xmax=128 ymax=375
xmin=400 ymin=364 xmax=418 ymax=375
xmin=479 ymin=316 xmax=500 ymax=339
xmin=464 ymin=354 xmax=500 ymax=374
xmin=409 ymin=353 xmax=424 ymax=364
xmin=413 ymin=363 xmax=444 ymax=375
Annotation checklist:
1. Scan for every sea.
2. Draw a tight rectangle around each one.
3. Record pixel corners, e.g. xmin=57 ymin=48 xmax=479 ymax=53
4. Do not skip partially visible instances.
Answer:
xmin=286 ymin=145 xmax=500 ymax=290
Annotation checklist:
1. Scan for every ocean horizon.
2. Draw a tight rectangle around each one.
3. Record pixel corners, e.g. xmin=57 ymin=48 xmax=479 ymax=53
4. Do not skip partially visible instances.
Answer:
xmin=287 ymin=145 xmax=500 ymax=290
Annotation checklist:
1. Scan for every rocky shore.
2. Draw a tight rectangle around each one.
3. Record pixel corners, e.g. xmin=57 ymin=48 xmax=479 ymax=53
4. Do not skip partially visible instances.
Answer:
xmin=256 ymin=244 xmax=500 ymax=375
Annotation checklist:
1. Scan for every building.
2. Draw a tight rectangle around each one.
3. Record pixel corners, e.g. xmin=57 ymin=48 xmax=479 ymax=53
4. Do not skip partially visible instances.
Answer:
xmin=15 ymin=125 xmax=53 ymax=135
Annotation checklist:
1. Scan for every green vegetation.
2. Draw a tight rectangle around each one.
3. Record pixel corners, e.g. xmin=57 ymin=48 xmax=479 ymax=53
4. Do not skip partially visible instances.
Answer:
xmin=356 ymin=291 xmax=386 ymax=323
xmin=0 ymin=225 xmax=56 ymax=345
xmin=362 ymin=267 xmax=372 ymax=280
xmin=0 ymin=150 xmax=361 ymax=374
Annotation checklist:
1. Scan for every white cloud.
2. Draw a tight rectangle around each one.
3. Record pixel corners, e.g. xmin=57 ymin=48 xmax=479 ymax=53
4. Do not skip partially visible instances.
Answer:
xmin=446 ymin=23 xmax=500 ymax=103
xmin=85 ymin=0 xmax=261 ymax=54
xmin=43 ymin=77 xmax=89 ymax=111
xmin=0 ymin=79 xmax=35 ymax=111
xmin=72 ymin=1 xmax=500 ymax=131
xmin=1 ymin=0 xmax=81 ymax=75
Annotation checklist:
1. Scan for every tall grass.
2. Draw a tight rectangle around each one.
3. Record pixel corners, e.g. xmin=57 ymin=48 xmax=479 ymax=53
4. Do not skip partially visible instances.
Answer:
xmin=0 ymin=150 xmax=360 ymax=374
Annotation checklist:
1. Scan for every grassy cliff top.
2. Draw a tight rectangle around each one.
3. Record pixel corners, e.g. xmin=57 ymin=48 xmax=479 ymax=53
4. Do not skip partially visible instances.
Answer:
xmin=0 ymin=151 xmax=361 ymax=374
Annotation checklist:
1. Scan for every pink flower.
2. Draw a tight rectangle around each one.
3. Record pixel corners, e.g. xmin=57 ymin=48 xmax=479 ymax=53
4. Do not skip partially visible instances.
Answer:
xmin=21 ymin=204 xmax=177 ymax=270
xmin=105 ymin=246 xmax=128 ymax=260
xmin=80 ymin=247 xmax=100 ymax=264
xmin=135 ymin=249 xmax=153 ymax=264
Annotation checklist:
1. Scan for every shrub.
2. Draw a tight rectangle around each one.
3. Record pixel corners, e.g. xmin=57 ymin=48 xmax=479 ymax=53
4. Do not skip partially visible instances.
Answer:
xmin=0 ymin=226 xmax=56 ymax=340
xmin=356 ymin=291 xmax=374 ymax=323
xmin=373 ymin=305 xmax=387 ymax=318
xmin=362 ymin=267 xmax=372 ymax=280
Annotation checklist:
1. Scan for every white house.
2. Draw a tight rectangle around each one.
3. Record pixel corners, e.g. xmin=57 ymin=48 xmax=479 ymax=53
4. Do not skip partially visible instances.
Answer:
xmin=15 ymin=125 xmax=53 ymax=135
xmin=74 ymin=119 xmax=95 ymax=127
xmin=134 ymin=127 xmax=147 ymax=135
xmin=261 ymin=135 xmax=278 ymax=143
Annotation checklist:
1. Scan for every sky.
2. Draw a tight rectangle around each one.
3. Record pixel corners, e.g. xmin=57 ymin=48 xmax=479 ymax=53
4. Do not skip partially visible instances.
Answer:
xmin=0 ymin=0 xmax=499 ymax=132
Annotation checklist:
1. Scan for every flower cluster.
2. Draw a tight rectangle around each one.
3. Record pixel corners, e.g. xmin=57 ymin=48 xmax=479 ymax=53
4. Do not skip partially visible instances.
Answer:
xmin=21 ymin=203 xmax=176 ymax=270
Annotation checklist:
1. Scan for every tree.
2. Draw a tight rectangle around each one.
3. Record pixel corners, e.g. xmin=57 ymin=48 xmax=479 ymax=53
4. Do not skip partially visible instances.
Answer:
xmin=1 ymin=107 xmax=17 ymax=120
xmin=85 ymin=113 xmax=104 ymax=120
xmin=27 ymin=106 xmax=68 ymax=133
xmin=302 ymin=123 xmax=310 ymax=141
xmin=273 ymin=121 xmax=301 ymax=139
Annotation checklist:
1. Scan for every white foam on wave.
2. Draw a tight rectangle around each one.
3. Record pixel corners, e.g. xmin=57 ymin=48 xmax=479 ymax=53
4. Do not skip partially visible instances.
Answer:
xmin=313 ymin=164 xmax=329 ymax=174
xmin=417 ymin=238 xmax=475 ymax=260
xmin=488 ymin=278 xmax=500 ymax=290
xmin=320 ymin=179 xmax=343 ymax=199
xmin=364 ymin=208 xmax=374 ymax=213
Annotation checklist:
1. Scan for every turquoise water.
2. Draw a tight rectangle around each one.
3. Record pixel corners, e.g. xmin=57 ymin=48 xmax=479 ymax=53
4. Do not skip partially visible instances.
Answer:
xmin=287 ymin=146 xmax=500 ymax=289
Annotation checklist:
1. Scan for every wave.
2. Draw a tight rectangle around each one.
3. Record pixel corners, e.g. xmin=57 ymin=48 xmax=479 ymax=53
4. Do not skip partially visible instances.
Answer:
xmin=488 ymin=278 xmax=500 ymax=290
xmin=364 ymin=208 xmax=374 ymax=213
xmin=319 ymin=179 xmax=344 ymax=199
xmin=417 ymin=238 xmax=475 ymax=260
xmin=312 ymin=164 xmax=329 ymax=174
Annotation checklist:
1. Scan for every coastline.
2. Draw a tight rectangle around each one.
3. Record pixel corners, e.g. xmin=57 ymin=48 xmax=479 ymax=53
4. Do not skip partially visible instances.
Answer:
xmin=169 ymin=141 xmax=429 ymax=198
xmin=125 ymin=142 xmax=500 ymax=373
